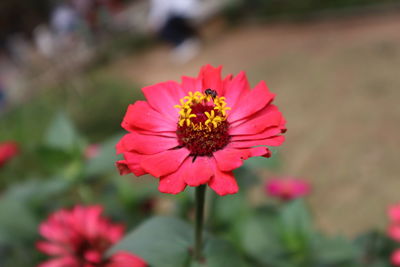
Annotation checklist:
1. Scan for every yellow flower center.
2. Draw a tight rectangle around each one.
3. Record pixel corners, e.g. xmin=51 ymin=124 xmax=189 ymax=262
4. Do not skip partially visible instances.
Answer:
xmin=174 ymin=90 xmax=231 ymax=157
xmin=174 ymin=91 xmax=231 ymax=131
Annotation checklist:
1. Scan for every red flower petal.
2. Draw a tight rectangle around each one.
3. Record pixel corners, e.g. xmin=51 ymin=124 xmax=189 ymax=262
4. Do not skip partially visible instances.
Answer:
xmin=208 ymin=159 xmax=239 ymax=196
xmin=229 ymin=105 xmax=283 ymax=135
xmin=121 ymin=101 xmax=176 ymax=133
xmin=231 ymin=126 xmax=285 ymax=142
xmin=142 ymin=81 xmax=183 ymax=122
xmin=223 ymin=71 xmax=250 ymax=112
xmin=213 ymin=148 xmax=250 ymax=172
xmin=116 ymin=132 xmax=178 ymax=155
xmin=122 ymin=152 xmax=147 ymax=176
xmin=182 ymin=156 xmax=213 ymax=187
xmin=107 ymin=252 xmax=147 ymax=267
xmin=231 ymin=135 xmax=285 ymax=148
xmin=36 ymin=241 xmax=67 ymax=255
xmin=198 ymin=64 xmax=223 ymax=95
xmin=208 ymin=172 xmax=238 ymax=196
xmin=181 ymin=76 xmax=203 ymax=94
xmin=38 ymin=257 xmax=79 ymax=267
xmin=116 ymin=160 xmax=132 ymax=175
xmin=140 ymin=148 xmax=189 ymax=178
xmin=247 ymin=146 xmax=272 ymax=157
xmin=228 ymin=80 xmax=275 ymax=123
xmin=158 ymin=165 xmax=188 ymax=194
xmin=39 ymin=221 xmax=73 ymax=244
xmin=83 ymin=206 xmax=104 ymax=239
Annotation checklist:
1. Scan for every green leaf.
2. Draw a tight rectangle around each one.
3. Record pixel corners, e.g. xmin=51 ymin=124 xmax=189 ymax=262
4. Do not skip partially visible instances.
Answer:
xmin=108 ymin=216 xmax=193 ymax=267
xmin=353 ymin=230 xmax=394 ymax=264
xmin=191 ymin=237 xmax=248 ymax=267
xmin=279 ymin=199 xmax=314 ymax=238
xmin=84 ymin=133 xmax=124 ymax=176
xmin=0 ymin=198 xmax=38 ymax=243
xmin=44 ymin=111 xmax=80 ymax=151
xmin=214 ymin=192 xmax=247 ymax=223
xmin=3 ymin=178 xmax=69 ymax=203
xmin=313 ymin=235 xmax=358 ymax=264
xmin=241 ymin=210 xmax=285 ymax=265
xmin=203 ymin=237 xmax=248 ymax=267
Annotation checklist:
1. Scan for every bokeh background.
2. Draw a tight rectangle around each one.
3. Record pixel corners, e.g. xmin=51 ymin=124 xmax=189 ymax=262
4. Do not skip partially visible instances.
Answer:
xmin=1 ymin=0 xmax=400 ymax=265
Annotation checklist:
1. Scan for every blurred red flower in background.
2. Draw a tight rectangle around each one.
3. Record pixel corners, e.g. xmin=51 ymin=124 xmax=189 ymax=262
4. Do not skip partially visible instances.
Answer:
xmin=265 ymin=177 xmax=311 ymax=201
xmin=0 ymin=141 xmax=19 ymax=167
xmin=37 ymin=205 xmax=146 ymax=267
xmin=392 ymin=249 xmax=400 ymax=266
xmin=116 ymin=64 xmax=286 ymax=196
xmin=85 ymin=144 xmax=100 ymax=159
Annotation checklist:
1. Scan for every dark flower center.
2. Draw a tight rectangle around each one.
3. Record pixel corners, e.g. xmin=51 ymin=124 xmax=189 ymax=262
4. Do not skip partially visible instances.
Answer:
xmin=174 ymin=91 xmax=231 ymax=157
xmin=75 ymin=237 xmax=112 ymax=266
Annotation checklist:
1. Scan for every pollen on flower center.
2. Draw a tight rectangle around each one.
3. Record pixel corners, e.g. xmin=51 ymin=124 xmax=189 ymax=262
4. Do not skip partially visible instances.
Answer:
xmin=174 ymin=90 xmax=231 ymax=157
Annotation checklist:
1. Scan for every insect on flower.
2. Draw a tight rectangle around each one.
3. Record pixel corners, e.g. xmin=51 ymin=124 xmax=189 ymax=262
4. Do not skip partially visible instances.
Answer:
xmin=204 ymin=88 xmax=217 ymax=99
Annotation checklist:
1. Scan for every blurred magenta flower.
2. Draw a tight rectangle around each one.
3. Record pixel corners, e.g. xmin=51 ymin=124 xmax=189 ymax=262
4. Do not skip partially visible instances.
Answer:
xmin=116 ymin=64 xmax=286 ymax=195
xmin=37 ymin=205 xmax=146 ymax=267
xmin=265 ymin=177 xmax=311 ymax=201
xmin=392 ymin=249 xmax=400 ymax=266
xmin=0 ymin=141 xmax=19 ymax=168
xmin=85 ymin=144 xmax=100 ymax=159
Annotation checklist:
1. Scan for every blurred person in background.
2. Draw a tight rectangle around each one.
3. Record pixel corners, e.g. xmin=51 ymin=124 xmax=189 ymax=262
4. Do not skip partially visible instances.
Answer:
xmin=148 ymin=0 xmax=201 ymax=64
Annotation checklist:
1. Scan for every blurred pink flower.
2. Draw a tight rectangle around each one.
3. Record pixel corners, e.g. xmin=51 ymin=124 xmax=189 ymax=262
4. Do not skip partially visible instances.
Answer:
xmin=392 ymin=249 xmax=400 ymax=266
xmin=85 ymin=144 xmax=100 ymax=159
xmin=0 ymin=141 xmax=19 ymax=168
xmin=265 ymin=177 xmax=311 ymax=201
xmin=37 ymin=205 xmax=147 ymax=267
xmin=388 ymin=204 xmax=400 ymax=224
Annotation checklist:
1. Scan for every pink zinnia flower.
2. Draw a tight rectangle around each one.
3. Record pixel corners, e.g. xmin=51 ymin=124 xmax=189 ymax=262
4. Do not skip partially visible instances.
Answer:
xmin=392 ymin=249 xmax=400 ymax=266
xmin=37 ymin=205 xmax=147 ymax=267
xmin=265 ymin=177 xmax=311 ymax=201
xmin=0 ymin=141 xmax=19 ymax=168
xmin=116 ymin=64 xmax=286 ymax=196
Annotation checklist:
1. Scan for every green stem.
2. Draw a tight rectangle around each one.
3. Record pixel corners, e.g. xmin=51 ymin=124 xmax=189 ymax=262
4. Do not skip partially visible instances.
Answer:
xmin=194 ymin=184 xmax=206 ymax=262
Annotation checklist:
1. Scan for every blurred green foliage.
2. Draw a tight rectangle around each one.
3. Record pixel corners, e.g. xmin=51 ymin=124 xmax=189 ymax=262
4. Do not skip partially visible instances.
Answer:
xmin=223 ymin=0 xmax=400 ymax=23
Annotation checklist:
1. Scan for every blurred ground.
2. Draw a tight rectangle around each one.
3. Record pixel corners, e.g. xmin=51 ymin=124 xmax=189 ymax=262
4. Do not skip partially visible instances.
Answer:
xmin=107 ymin=13 xmax=400 ymax=236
